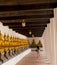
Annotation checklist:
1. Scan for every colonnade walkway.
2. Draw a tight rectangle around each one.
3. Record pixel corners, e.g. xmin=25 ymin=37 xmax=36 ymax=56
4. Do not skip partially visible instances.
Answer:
xmin=16 ymin=50 xmax=50 ymax=65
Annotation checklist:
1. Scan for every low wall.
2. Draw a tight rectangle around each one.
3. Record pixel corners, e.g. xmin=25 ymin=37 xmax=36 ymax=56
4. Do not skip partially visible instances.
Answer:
xmin=2 ymin=49 xmax=31 ymax=65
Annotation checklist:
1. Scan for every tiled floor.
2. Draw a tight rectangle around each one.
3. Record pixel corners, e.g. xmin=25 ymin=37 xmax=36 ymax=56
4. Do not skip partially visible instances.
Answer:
xmin=16 ymin=50 xmax=50 ymax=65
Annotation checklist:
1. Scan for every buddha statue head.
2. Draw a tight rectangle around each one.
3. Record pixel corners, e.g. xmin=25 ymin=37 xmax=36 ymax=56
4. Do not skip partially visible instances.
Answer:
xmin=0 ymin=31 xmax=2 ymax=40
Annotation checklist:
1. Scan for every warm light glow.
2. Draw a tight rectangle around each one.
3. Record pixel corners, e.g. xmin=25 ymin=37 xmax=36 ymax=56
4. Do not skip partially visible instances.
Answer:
xmin=29 ymin=30 xmax=32 ymax=35
xmin=22 ymin=19 xmax=26 ymax=27
xmin=32 ymin=34 xmax=34 ymax=37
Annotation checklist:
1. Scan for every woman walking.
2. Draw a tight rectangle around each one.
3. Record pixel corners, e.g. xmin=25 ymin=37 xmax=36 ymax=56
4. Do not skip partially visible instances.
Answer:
xmin=36 ymin=45 xmax=40 ymax=57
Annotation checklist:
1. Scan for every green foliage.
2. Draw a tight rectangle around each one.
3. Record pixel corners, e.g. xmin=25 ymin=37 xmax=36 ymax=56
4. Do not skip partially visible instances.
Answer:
xmin=30 ymin=39 xmax=36 ymax=48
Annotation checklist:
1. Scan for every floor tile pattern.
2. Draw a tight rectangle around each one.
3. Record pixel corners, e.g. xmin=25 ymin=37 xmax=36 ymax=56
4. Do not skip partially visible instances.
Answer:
xmin=16 ymin=51 xmax=50 ymax=65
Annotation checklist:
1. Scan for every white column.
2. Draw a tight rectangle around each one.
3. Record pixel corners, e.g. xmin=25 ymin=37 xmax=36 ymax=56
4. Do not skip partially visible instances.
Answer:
xmin=47 ymin=24 xmax=52 ymax=64
xmin=42 ymin=26 xmax=51 ymax=62
xmin=42 ymin=22 xmax=55 ymax=65
xmin=42 ymin=8 xmax=57 ymax=65
xmin=50 ymin=18 xmax=56 ymax=65
xmin=45 ymin=23 xmax=53 ymax=64
xmin=54 ymin=8 xmax=57 ymax=65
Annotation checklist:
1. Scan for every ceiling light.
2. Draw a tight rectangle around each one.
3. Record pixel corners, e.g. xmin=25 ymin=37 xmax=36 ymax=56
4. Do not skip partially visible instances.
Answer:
xmin=32 ymin=34 xmax=34 ymax=37
xmin=22 ymin=19 xmax=26 ymax=27
xmin=29 ymin=30 xmax=32 ymax=35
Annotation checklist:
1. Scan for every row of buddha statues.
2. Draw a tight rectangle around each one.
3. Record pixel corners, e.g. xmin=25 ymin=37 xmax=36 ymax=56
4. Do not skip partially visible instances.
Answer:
xmin=0 ymin=31 xmax=30 ymax=63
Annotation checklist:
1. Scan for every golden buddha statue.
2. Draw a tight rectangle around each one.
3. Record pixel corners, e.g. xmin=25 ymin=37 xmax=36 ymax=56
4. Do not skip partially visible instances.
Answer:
xmin=4 ymin=33 xmax=8 ymax=51
xmin=9 ymin=36 xmax=13 ymax=50
xmin=0 ymin=31 xmax=4 ymax=53
xmin=7 ymin=35 xmax=10 ymax=47
xmin=0 ymin=31 xmax=2 ymax=46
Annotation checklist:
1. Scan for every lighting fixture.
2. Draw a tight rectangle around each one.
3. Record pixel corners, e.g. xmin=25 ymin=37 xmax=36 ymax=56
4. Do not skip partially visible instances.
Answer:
xmin=22 ymin=19 xmax=26 ymax=27
xmin=32 ymin=34 xmax=34 ymax=37
xmin=29 ymin=30 xmax=32 ymax=35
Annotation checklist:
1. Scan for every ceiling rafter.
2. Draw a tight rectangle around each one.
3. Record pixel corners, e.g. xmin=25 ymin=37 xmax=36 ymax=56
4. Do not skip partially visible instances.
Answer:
xmin=0 ymin=3 xmax=57 ymax=12
xmin=0 ymin=14 xmax=53 ymax=20
xmin=9 ymin=25 xmax=47 ymax=28
xmin=0 ymin=9 xmax=53 ymax=17
xmin=0 ymin=1 xmax=56 ymax=37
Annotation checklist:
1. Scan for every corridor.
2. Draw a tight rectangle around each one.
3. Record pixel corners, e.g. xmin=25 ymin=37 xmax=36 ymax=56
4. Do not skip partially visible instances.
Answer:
xmin=16 ymin=50 xmax=50 ymax=65
xmin=0 ymin=0 xmax=57 ymax=65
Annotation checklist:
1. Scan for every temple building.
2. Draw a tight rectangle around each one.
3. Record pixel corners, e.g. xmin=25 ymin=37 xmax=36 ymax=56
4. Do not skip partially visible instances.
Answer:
xmin=0 ymin=0 xmax=57 ymax=65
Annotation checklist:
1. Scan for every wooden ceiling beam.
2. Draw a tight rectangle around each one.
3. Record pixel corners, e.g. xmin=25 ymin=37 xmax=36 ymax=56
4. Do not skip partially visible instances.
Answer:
xmin=3 ymin=22 xmax=49 ymax=27
xmin=2 ymin=19 xmax=50 ymax=24
xmin=15 ymin=30 xmax=44 ymax=32
xmin=15 ymin=31 xmax=43 ymax=37
xmin=15 ymin=30 xmax=44 ymax=34
xmin=0 ymin=9 xmax=53 ymax=17
xmin=0 ymin=14 xmax=53 ymax=20
xmin=3 ymin=23 xmax=48 ymax=28
xmin=8 ymin=25 xmax=47 ymax=28
xmin=0 ymin=2 xmax=55 ymax=37
xmin=11 ymin=28 xmax=45 ymax=33
xmin=0 ymin=3 xmax=57 ymax=12
xmin=13 ymin=29 xmax=45 ymax=33
xmin=19 ymin=34 xmax=43 ymax=37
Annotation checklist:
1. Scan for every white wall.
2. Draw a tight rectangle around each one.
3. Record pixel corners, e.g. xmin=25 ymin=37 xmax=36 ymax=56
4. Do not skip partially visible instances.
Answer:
xmin=28 ymin=37 xmax=45 ymax=51
xmin=42 ymin=19 xmax=57 ymax=65
xmin=49 ymin=18 xmax=56 ymax=65
xmin=42 ymin=24 xmax=52 ymax=63
xmin=42 ymin=8 xmax=57 ymax=65
xmin=54 ymin=8 xmax=57 ymax=65
xmin=28 ymin=37 xmax=41 ymax=44
xmin=28 ymin=8 xmax=57 ymax=65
